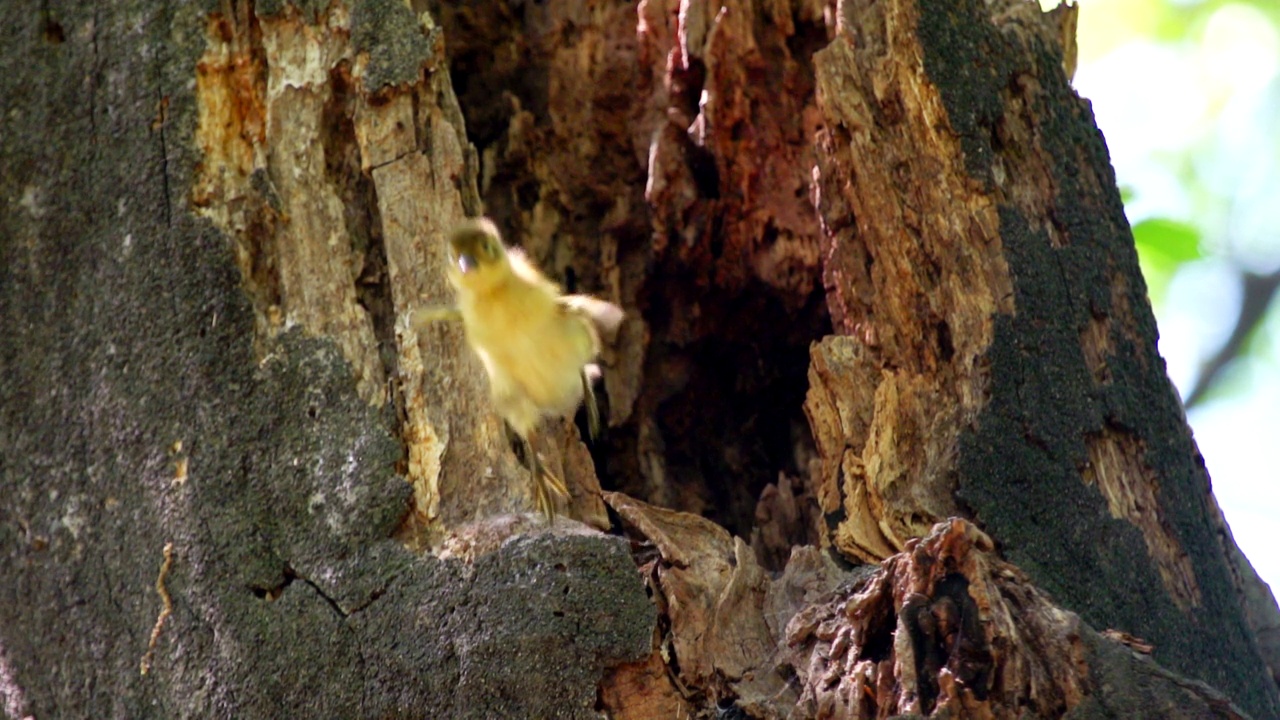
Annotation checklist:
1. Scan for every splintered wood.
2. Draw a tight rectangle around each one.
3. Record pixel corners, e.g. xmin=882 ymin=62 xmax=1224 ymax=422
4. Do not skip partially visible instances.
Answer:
xmin=601 ymin=503 xmax=1194 ymax=719
xmin=783 ymin=519 xmax=1088 ymax=718
xmin=808 ymin=0 xmax=1015 ymax=563
xmin=191 ymin=2 xmax=594 ymax=538
xmin=598 ymin=501 xmax=1101 ymax=718
xmin=438 ymin=0 xmax=835 ymax=535
xmin=600 ymin=491 xmax=834 ymax=715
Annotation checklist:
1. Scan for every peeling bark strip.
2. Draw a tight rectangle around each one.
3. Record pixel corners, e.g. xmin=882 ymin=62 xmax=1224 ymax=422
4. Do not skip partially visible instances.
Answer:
xmin=809 ymin=0 xmax=1280 ymax=714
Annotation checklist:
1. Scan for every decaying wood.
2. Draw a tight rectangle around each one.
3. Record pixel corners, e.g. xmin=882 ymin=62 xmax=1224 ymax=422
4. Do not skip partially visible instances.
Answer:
xmin=784 ymin=519 xmax=1086 ymax=718
xmin=808 ymin=0 xmax=1014 ymax=560
xmin=189 ymin=0 xmax=590 ymax=540
xmin=751 ymin=472 xmax=824 ymax=572
xmin=167 ymin=0 xmax=1280 ymax=714
xmin=802 ymin=0 xmax=1280 ymax=713
xmin=602 ymin=503 xmax=1257 ymax=719
xmin=439 ymin=0 xmax=836 ymax=537
xmin=2 ymin=1 xmax=661 ymax=714
xmin=601 ymin=491 xmax=853 ymax=715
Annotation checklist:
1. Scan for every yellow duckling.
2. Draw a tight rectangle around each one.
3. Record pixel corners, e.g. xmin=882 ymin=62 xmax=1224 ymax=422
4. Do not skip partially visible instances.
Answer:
xmin=413 ymin=217 xmax=623 ymax=519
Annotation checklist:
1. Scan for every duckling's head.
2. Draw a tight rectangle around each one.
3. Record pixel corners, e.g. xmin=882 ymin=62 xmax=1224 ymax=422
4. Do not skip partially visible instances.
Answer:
xmin=447 ymin=218 xmax=510 ymax=292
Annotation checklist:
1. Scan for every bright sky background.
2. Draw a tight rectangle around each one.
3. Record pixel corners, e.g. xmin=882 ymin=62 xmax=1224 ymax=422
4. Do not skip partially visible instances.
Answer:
xmin=1050 ymin=0 xmax=1280 ymax=595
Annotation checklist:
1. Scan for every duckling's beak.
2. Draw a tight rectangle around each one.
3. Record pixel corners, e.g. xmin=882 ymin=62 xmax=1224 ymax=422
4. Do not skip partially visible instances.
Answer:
xmin=456 ymin=253 xmax=477 ymax=274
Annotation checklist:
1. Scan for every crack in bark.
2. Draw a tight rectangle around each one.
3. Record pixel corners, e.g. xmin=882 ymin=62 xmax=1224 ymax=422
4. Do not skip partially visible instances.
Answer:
xmin=345 ymin=573 xmax=400 ymax=616
xmin=88 ymin=6 xmax=99 ymax=137
xmin=295 ymin=573 xmax=348 ymax=619
xmin=156 ymin=86 xmax=173 ymax=230
xmin=149 ymin=1 xmax=174 ymax=230
xmin=250 ymin=561 xmax=400 ymax=620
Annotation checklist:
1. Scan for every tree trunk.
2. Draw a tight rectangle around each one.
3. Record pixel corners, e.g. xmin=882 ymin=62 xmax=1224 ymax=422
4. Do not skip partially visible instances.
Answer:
xmin=0 ymin=0 xmax=1275 ymax=718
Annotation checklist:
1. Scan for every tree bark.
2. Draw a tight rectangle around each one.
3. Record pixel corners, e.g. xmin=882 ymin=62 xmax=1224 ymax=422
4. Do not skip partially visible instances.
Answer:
xmin=0 ymin=1 xmax=651 ymax=717
xmin=1 ymin=0 xmax=1276 ymax=719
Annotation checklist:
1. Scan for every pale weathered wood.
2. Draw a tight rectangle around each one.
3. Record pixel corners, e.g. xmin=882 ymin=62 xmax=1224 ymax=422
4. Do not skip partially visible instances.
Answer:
xmin=603 ymin=494 xmax=1257 ymax=718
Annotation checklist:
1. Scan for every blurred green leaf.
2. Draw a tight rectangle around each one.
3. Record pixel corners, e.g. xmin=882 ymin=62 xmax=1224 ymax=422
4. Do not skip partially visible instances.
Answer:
xmin=1133 ymin=217 xmax=1202 ymax=263
xmin=1132 ymin=217 xmax=1203 ymax=306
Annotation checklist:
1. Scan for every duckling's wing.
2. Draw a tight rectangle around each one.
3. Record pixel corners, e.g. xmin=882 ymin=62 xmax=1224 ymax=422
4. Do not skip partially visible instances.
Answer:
xmin=558 ymin=294 xmax=624 ymax=339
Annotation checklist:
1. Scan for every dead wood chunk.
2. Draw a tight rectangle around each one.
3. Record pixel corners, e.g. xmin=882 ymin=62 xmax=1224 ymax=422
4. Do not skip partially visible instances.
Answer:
xmin=804 ymin=336 xmax=879 ymax=464
xmin=804 ymin=336 xmax=895 ymax=563
xmin=760 ymin=540 xmax=862 ymax=647
xmin=782 ymin=518 xmax=1087 ymax=718
xmin=751 ymin=473 xmax=822 ymax=571
xmin=603 ymin=492 xmax=773 ymax=688
xmin=603 ymin=511 xmax=1252 ymax=718
xmin=605 ymin=495 xmax=872 ymax=717
xmin=603 ymin=491 xmax=734 ymax=569
xmin=597 ymin=652 xmax=696 ymax=720
xmin=805 ymin=336 xmax=969 ymax=565
xmin=834 ymin=451 xmax=899 ymax=562
xmin=776 ymin=518 xmax=1260 ymax=718
xmin=550 ymin=417 xmax=610 ymax=530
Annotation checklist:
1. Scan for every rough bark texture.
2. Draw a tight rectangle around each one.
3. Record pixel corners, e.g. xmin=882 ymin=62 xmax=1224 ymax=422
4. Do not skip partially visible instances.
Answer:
xmin=3 ymin=0 xmax=1279 ymax=718
xmin=806 ymin=1 xmax=1280 ymax=714
xmin=0 ymin=0 xmax=651 ymax=717
xmin=189 ymin=0 xmax=541 ymax=541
